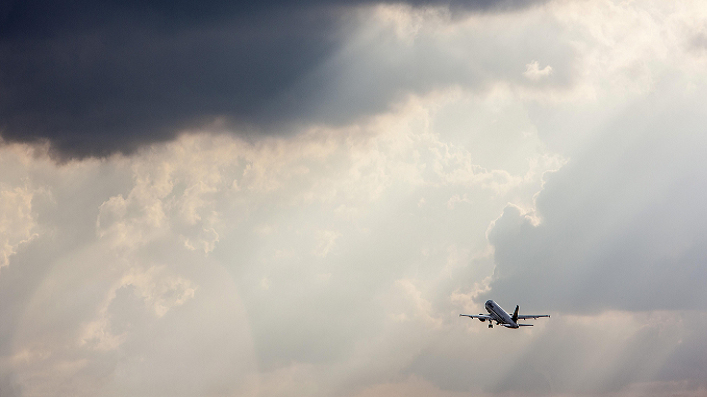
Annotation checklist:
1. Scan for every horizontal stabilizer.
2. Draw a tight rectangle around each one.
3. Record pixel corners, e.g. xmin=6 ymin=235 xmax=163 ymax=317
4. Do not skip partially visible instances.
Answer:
xmin=518 ymin=324 xmax=534 ymax=327
xmin=516 ymin=314 xmax=550 ymax=319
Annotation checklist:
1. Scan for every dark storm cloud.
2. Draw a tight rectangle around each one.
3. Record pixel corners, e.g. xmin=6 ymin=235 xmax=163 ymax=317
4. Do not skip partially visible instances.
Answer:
xmin=481 ymin=94 xmax=707 ymax=313
xmin=0 ymin=0 xmax=341 ymax=158
xmin=0 ymin=0 xmax=544 ymax=159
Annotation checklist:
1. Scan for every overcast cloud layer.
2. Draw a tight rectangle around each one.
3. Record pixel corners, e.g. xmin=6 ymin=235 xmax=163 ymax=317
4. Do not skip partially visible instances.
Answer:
xmin=2 ymin=1 xmax=707 ymax=396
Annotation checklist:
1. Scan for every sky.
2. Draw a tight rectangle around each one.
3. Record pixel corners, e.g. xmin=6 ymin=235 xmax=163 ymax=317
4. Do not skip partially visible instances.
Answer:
xmin=1 ymin=0 xmax=707 ymax=396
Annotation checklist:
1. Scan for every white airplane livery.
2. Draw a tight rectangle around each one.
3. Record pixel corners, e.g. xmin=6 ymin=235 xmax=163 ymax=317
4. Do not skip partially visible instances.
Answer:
xmin=460 ymin=300 xmax=550 ymax=328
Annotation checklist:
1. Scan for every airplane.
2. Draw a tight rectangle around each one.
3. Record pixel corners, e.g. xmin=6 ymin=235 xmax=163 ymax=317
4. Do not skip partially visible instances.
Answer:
xmin=459 ymin=299 xmax=549 ymax=328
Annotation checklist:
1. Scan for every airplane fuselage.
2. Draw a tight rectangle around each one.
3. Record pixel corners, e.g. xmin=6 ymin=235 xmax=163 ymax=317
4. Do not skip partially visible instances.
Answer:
xmin=485 ymin=300 xmax=519 ymax=328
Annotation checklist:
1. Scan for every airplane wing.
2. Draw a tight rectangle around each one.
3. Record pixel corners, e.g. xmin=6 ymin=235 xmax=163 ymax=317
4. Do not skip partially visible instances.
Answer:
xmin=516 ymin=314 xmax=550 ymax=320
xmin=459 ymin=314 xmax=492 ymax=320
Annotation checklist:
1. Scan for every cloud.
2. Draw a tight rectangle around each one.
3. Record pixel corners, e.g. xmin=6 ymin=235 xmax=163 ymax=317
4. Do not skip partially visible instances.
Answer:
xmin=0 ymin=84 xmax=557 ymax=395
xmin=3 ymin=1 xmax=707 ymax=396
xmin=0 ymin=0 xmax=548 ymax=159
xmin=484 ymin=91 xmax=707 ymax=314
xmin=0 ymin=184 xmax=39 ymax=270
xmin=523 ymin=60 xmax=553 ymax=80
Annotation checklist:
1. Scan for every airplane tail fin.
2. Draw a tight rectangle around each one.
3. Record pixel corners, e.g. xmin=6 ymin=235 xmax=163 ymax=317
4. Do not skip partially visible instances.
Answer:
xmin=512 ymin=305 xmax=519 ymax=323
